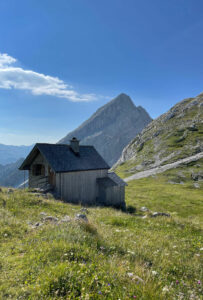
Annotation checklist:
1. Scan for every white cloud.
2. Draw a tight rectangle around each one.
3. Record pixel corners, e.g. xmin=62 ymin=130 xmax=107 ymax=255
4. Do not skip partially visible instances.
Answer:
xmin=0 ymin=53 xmax=96 ymax=102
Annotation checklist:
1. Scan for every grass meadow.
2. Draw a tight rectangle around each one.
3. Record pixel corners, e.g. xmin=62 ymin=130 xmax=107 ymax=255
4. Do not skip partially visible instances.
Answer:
xmin=0 ymin=173 xmax=202 ymax=299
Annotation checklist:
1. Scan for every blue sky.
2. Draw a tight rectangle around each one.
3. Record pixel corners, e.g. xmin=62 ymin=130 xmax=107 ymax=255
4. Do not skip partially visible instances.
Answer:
xmin=0 ymin=0 xmax=203 ymax=145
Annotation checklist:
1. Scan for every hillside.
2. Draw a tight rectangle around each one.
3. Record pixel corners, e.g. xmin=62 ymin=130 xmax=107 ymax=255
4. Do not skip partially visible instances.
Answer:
xmin=0 ymin=174 xmax=202 ymax=299
xmin=59 ymin=93 xmax=152 ymax=166
xmin=0 ymin=144 xmax=32 ymax=165
xmin=115 ymin=92 xmax=203 ymax=179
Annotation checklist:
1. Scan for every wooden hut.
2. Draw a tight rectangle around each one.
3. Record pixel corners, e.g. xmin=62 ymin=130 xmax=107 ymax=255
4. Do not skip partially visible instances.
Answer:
xmin=19 ymin=138 xmax=126 ymax=208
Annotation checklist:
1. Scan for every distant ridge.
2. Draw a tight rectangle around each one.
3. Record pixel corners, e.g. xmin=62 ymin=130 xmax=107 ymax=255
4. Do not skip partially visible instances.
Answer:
xmin=59 ymin=93 xmax=152 ymax=165
xmin=0 ymin=144 xmax=32 ymax=165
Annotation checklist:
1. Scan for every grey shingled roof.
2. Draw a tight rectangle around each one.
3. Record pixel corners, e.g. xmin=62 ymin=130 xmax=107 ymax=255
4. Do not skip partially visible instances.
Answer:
xmin=19 ymin=143 xmax=110 ymax=172
xmin=108 ymin=172 xmax=127 ymax=186
xmin=97 ymin=177 xmax=116 ymax=188
xmin=97 ymin=172 xmax=127 ymax=187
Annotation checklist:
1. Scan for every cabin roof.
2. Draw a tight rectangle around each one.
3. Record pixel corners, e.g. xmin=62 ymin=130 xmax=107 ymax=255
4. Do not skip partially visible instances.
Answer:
xmin=19 ymin=143 xmax=110 ymax=172
xmin=97 ymin=172 xmax=127 ymax=187
xmin=108 ymin=172 xmax=127 ymax=186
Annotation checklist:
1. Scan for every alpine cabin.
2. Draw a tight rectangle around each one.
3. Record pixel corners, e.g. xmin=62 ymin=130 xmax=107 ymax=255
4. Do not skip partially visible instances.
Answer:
xmin=19 ymin=138 xmax=126 ymax=208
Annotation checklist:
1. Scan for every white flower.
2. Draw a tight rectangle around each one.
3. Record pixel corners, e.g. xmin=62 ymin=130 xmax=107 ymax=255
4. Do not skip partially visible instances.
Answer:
xmin=162 ymin=286 xmax=169 ymax=293
xmin=127 ymin=250 xmax=135 ymax=255
xmin=152 ymin=270 xmax=158 ymax=276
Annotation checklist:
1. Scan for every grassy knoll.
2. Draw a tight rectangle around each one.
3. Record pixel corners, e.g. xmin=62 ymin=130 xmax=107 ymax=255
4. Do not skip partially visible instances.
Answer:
xmin=0 ymin=178 xmax=202 ymax=299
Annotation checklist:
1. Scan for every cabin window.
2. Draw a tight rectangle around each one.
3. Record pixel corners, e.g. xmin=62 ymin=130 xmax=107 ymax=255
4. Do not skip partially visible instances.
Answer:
xmin=32 ymin=164 xmax=45 ymax=176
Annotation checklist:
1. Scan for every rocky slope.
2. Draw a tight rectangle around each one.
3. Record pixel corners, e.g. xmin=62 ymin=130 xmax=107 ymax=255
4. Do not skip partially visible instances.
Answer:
xmin=114 ymin=92 xmax=203 ymax=178
xmin=59 ymin=93 xmax=152 ymax=166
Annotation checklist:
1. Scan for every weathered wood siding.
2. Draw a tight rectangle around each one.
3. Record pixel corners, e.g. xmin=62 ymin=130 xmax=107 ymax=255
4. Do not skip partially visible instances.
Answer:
xmin=55 ymin=169 xmax=108 ymax=204
xmin=105 ymin=186 xmax=125 ymax=208
xmin=98 ymin=184 xmax=125 ymax=208
xmin=29 ymin=152 xmax=49 ymax=188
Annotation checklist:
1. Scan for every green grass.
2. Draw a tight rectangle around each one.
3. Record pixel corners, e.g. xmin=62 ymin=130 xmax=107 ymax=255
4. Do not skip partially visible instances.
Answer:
xmin=0 ymin=179 xmax=203 ymax=299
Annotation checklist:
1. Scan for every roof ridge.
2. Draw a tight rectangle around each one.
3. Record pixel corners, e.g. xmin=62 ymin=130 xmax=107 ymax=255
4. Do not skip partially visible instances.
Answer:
xmin=36 ymin=143 xmax=94 ymax=147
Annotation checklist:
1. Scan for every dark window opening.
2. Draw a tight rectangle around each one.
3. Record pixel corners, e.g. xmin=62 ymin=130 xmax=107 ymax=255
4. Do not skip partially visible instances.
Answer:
xmin=32 ymin=164 xmax=45 ymax=176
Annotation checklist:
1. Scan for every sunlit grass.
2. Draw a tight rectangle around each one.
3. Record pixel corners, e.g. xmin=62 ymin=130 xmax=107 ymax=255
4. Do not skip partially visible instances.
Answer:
xmin=0 ymin=180 xmax=202 ymax=299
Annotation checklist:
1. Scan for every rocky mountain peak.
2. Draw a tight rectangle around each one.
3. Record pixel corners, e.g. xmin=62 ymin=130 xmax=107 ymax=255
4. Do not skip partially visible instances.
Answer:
xmin=59 ymin=94 xmax=152 ymax=166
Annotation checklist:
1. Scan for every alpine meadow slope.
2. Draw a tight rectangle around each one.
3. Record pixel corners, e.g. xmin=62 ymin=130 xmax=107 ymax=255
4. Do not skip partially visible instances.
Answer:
xmin=114 ymin=92 xmax=203 ymax=181
xmin=59 ymin=93 xmax=152 ymax=166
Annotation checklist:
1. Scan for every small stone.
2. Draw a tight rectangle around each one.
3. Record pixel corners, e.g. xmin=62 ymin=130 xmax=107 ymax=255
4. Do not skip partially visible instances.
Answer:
xmin=151 ymin=212 xmax=170 ymax=218
xmin=60 ymin=215 xmax=71 ymax=222
xmin=34 ymin=222 xmax=43 ymax=227
xmin=75 ymin=214 xmax=88 ymax=222
xmin=140 ymin=206 xmax=149 ymax=212
xmin=39 ymin=212 xmax=47 ymax=216
xmin=194 ymin=183 xmax=200 ymax=189
xmin=44 ymin=216 xmax=59 ymax=222
xmin=142 ymin=215 xmax=147 ymax=219
xmin=80 ymin=208 xmax=89 ymax=214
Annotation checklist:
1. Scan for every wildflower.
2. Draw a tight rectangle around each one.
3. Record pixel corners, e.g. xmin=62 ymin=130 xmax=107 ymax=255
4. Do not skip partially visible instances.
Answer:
xmin=162 ymin=286 xmax=169 ymax=293
xmin=127 ymin=272 xmax=134 ymax=278
xmin=133 ymin=296 xmax=137 ymax=299
xmin=107 ymin=283 xmax=111 ymax=286
xmin=98 ymin=291 xmax=102 ymax=295
xmin=152 ymin=270 xmax=158 ymax=276
xmin=176 ymin=280 xmax=179 ymax=284
xmin=127 ymin=250 xmax=135 ymax=255
xmin=197 ymin=280 xmax=201 ymax=285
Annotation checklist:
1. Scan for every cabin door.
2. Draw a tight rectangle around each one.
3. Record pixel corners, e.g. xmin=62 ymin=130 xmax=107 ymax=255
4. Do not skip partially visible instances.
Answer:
xmin=48 ymin=167 xmax=56 ymax=186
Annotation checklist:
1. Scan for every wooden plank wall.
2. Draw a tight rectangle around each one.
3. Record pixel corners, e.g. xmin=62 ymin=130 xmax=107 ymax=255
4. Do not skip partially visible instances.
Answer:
xmin=55 ymin=169 xmax=108 ymax=204
xmin=105 ymin=186 xmax=125 ymax=208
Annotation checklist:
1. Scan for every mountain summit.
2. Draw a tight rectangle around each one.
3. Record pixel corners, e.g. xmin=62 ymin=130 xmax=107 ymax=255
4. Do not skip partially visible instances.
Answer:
xmin=59 ymin=93 xmax=152 ymax=165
